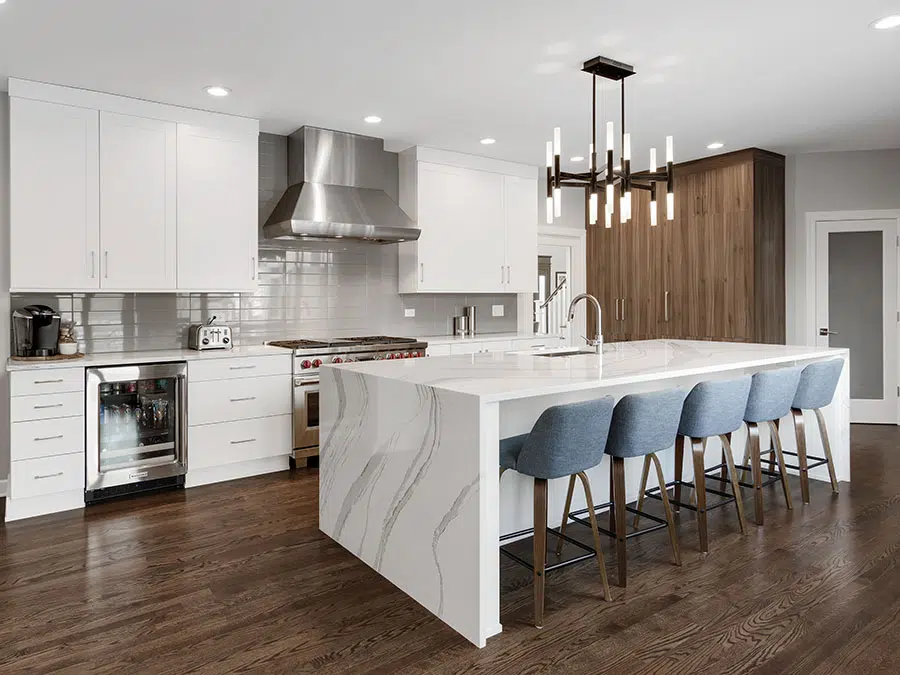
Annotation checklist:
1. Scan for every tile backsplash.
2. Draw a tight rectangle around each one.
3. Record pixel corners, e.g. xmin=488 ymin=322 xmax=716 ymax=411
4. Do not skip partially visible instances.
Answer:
xmin=12 ymin=133 xmax=518 ymax=353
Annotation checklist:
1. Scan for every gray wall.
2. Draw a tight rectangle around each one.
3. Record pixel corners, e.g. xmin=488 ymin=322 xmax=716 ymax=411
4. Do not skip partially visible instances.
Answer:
xmin=785 ymin=149 xmax=900 ymax=344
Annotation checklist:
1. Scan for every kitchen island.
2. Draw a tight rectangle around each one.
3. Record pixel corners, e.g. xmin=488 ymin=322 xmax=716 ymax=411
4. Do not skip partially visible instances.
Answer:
xmin=319 ymin=340 xmax=850 ymax=647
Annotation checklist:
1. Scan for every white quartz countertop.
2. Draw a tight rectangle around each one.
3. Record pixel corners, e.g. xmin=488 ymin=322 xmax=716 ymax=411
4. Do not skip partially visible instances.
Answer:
xmin=323 ymin=339 xmax=846 ymax=403
xmin=418 ymin=332 xmax=555 ymax=345
xmin=6 ymin=344 xmax=290 ymax=371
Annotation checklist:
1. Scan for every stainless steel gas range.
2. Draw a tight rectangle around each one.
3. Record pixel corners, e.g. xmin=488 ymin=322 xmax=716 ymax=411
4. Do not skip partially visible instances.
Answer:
xmin=267 ymin=336 xmax=428 ymax=468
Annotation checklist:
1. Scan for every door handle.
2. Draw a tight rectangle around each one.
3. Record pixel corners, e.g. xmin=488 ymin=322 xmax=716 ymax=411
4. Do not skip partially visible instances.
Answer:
xmin=621 ymin=297 xmax=626 ymax=322
xmin=615 ymin=298 xmax=620 ymax=321
xmin=34 ymin=379 xmax=64 ymax=385
xmin=229 ymin=396 xmax=257 ymax=403
xmin=420 ymin=263 xmax=424 ymax=283
xmin=252 ymin=256 xmax=257 ymax=280
xmin=104 ymin=251 xmax=109 ymax=279
xmin=230 ymin=438 xmax=257 ymax=445
xmin=91 ymin=251 xmax=96 ymax=279
xmin=34 ymin=434 xmax=64 ymax=442
xmin=34 ymin=472 xmax=64 ymax=480
xmin=33 ymin=403 xmax=63 ymax=410
xmin=665 ymin=291 xmax=670 ymax=322
xmin=819 ymin=328 xmax=840 ymax=336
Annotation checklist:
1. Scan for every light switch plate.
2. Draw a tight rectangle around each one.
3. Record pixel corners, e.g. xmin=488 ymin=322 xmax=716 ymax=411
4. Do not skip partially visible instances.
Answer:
xmin=404 ymin=308 xmax=416 ymax=318
xmin=491 ymin=305 xmax=504 ymax=317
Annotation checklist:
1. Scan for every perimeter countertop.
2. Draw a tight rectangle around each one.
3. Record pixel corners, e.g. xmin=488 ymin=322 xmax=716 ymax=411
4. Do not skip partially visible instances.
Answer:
xmin=417 ymin=332 xmax=556 ymax=345
xmin=6 ymin=344 xmax=290 ymax=372
xmin=323 ymin=339 xmax=846 ymax=403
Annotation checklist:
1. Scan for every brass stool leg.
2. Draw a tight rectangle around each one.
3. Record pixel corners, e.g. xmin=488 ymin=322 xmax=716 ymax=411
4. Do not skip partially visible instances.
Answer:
xmin=748 ymin=422 xmax=764 ymax=525
xmin=791 ymin=408 xmax=810 ymax=504
xmin=673 ymin=435 xmax=685 ymax=512
xmin=649 ymin=452 xmax=681 ymax=566
xmin=533 ymin=478 xmax=548 ymax=628
xmin=611 ymin=457 xmax=628 ymax=586
xmin=768 ymin=420 xmax=793 ymax=510
xmin=633 ymin=455 xmax=652 ymax=529
xmin=556 ymin=475 xmax=577 ymax=556
xmin=690 ymin=437 xmax=709 ymax=553
xmin=577 ymin=472 xmax=612 ymax=601
xmin=720 ymin=433 xmax=747 ymax=534
xmin=814 ymin=408 xmax=840 ymax=493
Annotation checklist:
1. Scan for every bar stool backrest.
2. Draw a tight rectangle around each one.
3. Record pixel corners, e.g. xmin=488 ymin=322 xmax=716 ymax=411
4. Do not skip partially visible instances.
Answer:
xmin=744 ymin=365 xmax=803 ymax=424
xmin=605 ymin=388 xmax=687 ymax=458
xmin=792 ymin=359 xmax=844 ymax=411
xmin=679 ymin=375 xmax=753 ymax=439
xmin=516 ymin=396 xmax=616 ymax=480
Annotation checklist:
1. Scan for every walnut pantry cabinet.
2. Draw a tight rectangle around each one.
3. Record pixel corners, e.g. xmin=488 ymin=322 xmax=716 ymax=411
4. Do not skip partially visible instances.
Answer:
xmin=7 ymin=78 xmax=259 ymax=293
xmin=398 ymin=147 xmax=538 ymax=294
xmin=588 ymin=148 xmax=785 ymax=344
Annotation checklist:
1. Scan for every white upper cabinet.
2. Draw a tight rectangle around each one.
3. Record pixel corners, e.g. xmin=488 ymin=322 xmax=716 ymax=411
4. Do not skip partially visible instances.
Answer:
xmin=7 ymin=78 xmax=259 ymax=293
xmin=503 ymin=175 xmax=538 ymax=293
xmin=176 ymin=124 xmax=258 ymax=292
xmin=10 ymin=98 xmax=100 ymax=291
xmin=398 ymin=147 xmax=538 ymax=294
xmin=99 ymin=112 xmax=177 ymax=290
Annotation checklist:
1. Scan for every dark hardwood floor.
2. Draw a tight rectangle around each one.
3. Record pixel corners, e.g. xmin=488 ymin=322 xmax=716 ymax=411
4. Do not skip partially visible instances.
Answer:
xmin=1 ymin=424 xmax=899 ymax=674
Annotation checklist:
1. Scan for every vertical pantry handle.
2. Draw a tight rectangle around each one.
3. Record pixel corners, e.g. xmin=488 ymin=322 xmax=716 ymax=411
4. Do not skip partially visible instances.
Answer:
xmin=104 ymin=251 xmax=109 ymax=279
xmin=664 ymin=291 xmax=670 ymax=322
xmin=252 ymin=256 xmax=257 ymax=280
xmin=622 ymin=297 xmax=626 ymax=322
xmin=420 ymin=263 xmax=424 ymax=282
xmin=615 ymin=298 xmax=620 ymax=321
xmin=91 ymin=251 xmax=96 ymax=279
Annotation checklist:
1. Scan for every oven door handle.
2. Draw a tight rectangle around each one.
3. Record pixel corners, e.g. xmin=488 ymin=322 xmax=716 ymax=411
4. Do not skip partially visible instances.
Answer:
xmin=294 ymin=378 xmax=319 ymax=387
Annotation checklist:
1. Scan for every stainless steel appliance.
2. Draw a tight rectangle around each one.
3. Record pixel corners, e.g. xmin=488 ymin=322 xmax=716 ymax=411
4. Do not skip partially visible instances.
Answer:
xmin=85 ymin=362 xmax=188 ymax=502
xmin=465 ymin=305 xmax=477 ymax=336
xmin=188 ymin=317 xmax=233 ymax=350
xmin=262 ymin=126 xmax=420 ymax=244
xmin=12 ymin=305 xmax=61 ymax=357
xmin=267 ymin=336 xmax=428 ymax=468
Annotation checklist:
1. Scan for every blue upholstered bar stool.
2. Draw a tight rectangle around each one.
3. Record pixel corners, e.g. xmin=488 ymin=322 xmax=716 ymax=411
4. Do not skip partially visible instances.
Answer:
xmin=740 ymin=366 xmax=803 ymax=525
xmin=787 ymin=359 xmax=843 ymax=503
xmin=559 ymin=389 xmax=686 ymax=587
xmin=635 ymin=376 xmax=750 ymax=553
xmin=499 ymin=397 xmax=615 ymax=628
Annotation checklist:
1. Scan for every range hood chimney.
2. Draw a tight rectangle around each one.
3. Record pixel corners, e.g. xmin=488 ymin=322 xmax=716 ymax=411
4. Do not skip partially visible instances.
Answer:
xmin=263 ymin=126 xmax=420 ymax=244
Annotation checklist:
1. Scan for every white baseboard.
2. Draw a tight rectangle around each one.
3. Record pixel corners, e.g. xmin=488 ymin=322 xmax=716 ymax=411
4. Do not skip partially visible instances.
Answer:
xmin=184 ymin=456 xmax=289 ymax=489
xmin=4 ymin=489 xmax=84 ymax=523
xmin=0 ymin=479 xmax=7 ymax=499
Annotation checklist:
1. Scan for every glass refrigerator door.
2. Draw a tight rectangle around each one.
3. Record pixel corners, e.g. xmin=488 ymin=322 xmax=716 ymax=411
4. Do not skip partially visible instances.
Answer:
xmin=98 ymin=377 xmax=178 ymax=473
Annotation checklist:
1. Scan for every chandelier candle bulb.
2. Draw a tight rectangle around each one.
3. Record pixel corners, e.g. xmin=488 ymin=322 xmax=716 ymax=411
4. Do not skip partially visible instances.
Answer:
xmin=606 ymin=122 xmax=614 ymax=152
xmin=545 ymin=141 xmax=554 ymax=223
xmin=666 ymin=135 xmax=674 ymax=164
xmin=650 ymin=195 xmax=658 ymax=227
xmin=667 ymin=192 xmax=675 ymax=221
xmin=605 ymin=207 xmax=612 ymax=228
xmin=623 ymin=133 xmax=631 ymax=161
xmin=589 ymin=192 xmax=598 ymax=225
xmin=650 ymin=147 xmax=657 ymax=172
xmin=554 ymin=188 xmax=562 ymax=217
xmin=553 ymin=127 xmax=561 ymax=157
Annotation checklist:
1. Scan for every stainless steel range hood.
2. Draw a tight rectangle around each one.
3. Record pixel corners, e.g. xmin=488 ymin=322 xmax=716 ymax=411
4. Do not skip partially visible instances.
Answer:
xmin=263 ymin=126 xmax=419 ymax=244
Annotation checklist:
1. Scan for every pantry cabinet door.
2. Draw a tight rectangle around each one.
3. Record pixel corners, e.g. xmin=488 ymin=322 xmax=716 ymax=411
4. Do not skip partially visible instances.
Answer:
xmin=10 ymin=98 xmax=100 ymax=291
xmin=99 ymin=112 xmax=177 ymax=290
xmin=503 ymin=175 xmax=538 ymax=293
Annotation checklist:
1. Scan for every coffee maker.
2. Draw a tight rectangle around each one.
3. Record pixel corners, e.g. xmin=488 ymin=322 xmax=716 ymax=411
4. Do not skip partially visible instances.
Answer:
xmin=12 ymin=305 xmax=61 ymax=357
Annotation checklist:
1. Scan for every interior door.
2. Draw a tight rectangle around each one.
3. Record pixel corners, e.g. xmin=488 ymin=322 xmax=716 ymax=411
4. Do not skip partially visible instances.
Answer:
xmin=100 ymin=112 xmax=177 ymax=290
xmin=815 ymin=218 xmax=899 ymax=423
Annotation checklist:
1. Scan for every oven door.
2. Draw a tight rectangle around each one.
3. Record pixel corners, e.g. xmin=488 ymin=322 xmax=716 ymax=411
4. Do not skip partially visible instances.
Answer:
xmin=293 ymin=376 xmax=320 ymax=450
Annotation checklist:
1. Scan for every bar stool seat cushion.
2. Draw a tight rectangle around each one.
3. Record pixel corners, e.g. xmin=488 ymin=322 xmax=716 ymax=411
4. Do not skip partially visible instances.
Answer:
xmin=605 ymin=389 xmax=687 ymax=458
xmin=499 ymin=397 xmax=616 ymax=480
xmin=678 ymin=376 xmax=752 ymax=439
xmin=792 ymin=359 xmax=844 ymax=411
xmin=744 ymin=366 xmax=803 ymax=424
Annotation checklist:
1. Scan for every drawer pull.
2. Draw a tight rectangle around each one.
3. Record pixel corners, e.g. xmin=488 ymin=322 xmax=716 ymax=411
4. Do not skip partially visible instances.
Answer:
xmin=230 ymin=438 xmax=257 ymax=445
xmin=230 ymin=396 xmax=257 ymax=403
xmin=33 ymin=403 xmax=64 ymax=410
xmin=229 ymin=365 xmax=257 ymax=371
xmin=34 ymin=434 xmax=65 ymax=442
xmin=34 ymin=379 xmax=65 ymax=385
xmin=34 ymin=472 xmax=64 ymax=480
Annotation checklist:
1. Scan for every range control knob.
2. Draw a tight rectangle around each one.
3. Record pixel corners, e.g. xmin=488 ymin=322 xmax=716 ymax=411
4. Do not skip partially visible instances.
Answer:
xmin=202 ymin=338 xmax=210 ymax=345
xmin=402 ymin=352 xmax=410 ymax=359
xmin=394 ymin=352 xmax=403 ymax=359
xmin=385 ymin=353 xmax=394 ymax=360
xmin=223 ymin=337 xmax=230 ymax=344
xmin=300 ymin=359 xmax=312 ymax=369
xmin=312 ymin=359 xmax=323 ymax=368
xmin=333 ymin=357 xmax=344 ymax=364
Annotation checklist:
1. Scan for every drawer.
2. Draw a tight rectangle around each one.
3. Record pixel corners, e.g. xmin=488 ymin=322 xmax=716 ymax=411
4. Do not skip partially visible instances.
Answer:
xmin=188 ymin=375 xmax=291 ymax=426
xmin=11 ymin=416 xmax=85 ymax=462
xmin=515 ymin=337 xmax=564 ymax=351
xmin=188 ymin=355 xmax=291 ymax=382
xmin=188 ymin=414 xmax=292 ymax=470
xmin=479 ymin=340 xmax=513 ymax=353
xmin=10 ymin=391 xmax=85 ymax=422
xmin=10 ymin=368 xmax=84 ymax=397
xmin=426 ymin=344 xmax=452 ymax=357
xmin=10 ymin=453 xmax=84 ymax=500
xmin=449 ymin=342 xmax=482 ymax=355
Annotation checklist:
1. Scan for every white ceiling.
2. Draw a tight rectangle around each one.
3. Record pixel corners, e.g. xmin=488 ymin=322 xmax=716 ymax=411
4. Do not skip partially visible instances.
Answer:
xmin=1 ymin=0 xmax=899 ymax=170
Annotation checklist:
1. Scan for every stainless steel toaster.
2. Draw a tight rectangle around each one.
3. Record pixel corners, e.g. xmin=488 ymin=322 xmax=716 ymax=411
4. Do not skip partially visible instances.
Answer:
xmin=188 ymin=318 xmax=233 ymax=350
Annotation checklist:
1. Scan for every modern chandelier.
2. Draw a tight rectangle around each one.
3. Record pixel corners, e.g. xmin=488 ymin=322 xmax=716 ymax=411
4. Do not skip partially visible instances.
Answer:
xmin=545 ymin=55 xmax=674 ymax=228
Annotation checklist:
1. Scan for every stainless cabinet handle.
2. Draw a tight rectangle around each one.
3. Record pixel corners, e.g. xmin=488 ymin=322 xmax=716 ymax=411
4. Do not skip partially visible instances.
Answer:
xmin=34 ymin=403 xmax=63 ymax=409
xmin=622 ymin=298 xmax=626 ymax=322
xmin=91 ymin=251 xmax=96 ymax=279
xmin=34 ymin=434 xmax=64 ymax=442
xmin=819 ymin=328 xmax=840 ymax=336
xmin=229 ymin=365 xmax=256 ymax=371
xmin=230 ymin=396 xmax=257 ymax=402
xmin=615 ymin=298 xmax=620 ymax=321
xmin=664 ymin=291 xmax=670 ymax=322
xmin=501 ymin=266 xmax=505 ymax=283
xmin=420 ymin=263 xmax=424 ymax=282
xmin=230 ymin=438 xmax=257 ymax=445
xmin=104 ymin=251 xmax=109 ymax=279
xmin=252 ymin=256 xmax=257 ymax=280
xmin=34 ymin=379 xmax=64 ymax=385
xmin=34 ymin=472 xmax=64 ymax=480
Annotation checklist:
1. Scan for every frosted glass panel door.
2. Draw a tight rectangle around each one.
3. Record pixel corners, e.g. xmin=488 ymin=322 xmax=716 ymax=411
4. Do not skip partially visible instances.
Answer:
xmin=815 ymin=219 xmax=899 ymax=423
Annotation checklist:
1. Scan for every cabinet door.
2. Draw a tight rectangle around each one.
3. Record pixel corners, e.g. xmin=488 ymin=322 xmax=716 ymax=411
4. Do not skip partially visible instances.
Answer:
xmin=416 ymin=163 xmax=505 ymax=292
xmin=176 ymin=124 xmax=258 ymax=291
xmin=10 ymin=98 xmax=100 ymax=291
xmin=620 ymin=189 xmax=653 ymax=340
xmin=99 ymin=113 xmax=176 ymax=290
xmin=503 ymin=175 xmax=538 ymax=293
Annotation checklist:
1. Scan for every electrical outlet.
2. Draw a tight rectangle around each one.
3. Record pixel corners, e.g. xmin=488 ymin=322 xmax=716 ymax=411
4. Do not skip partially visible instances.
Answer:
xmin=404 ymin=308 xmax=416 ymax=318
xmin=492 ymin=305 xmax=504 ymax=317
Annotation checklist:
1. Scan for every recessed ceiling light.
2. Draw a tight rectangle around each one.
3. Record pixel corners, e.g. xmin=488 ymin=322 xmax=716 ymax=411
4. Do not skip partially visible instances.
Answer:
xmin=364 ymin=115 xmax=382 ymax=124
xmin=707 ymin=142 xmax=725 ymax=150
xmin=570 ymin=156 xmax=585 ymax=162
xmin=480 ymin=138 xmax=496 ymax=145
xmin=872 ymin=14 xmax=900 ymax=29
xmin=205 ymin=86 xmax=230 ymax=97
